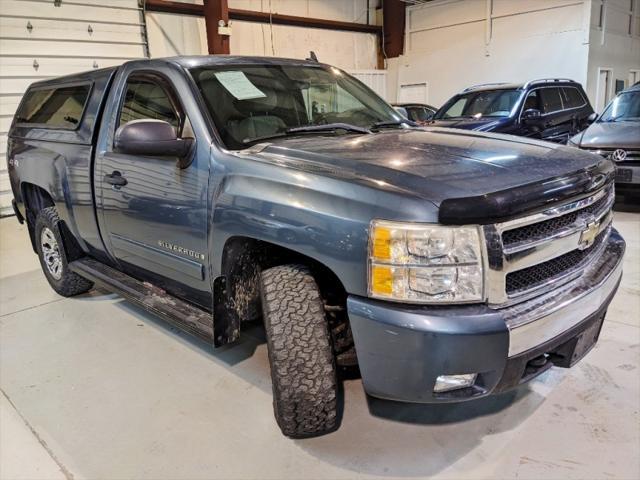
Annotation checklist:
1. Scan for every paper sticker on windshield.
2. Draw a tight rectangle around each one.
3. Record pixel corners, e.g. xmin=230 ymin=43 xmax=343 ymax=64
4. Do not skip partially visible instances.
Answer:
xmin=214 ymin=71 xmax=266 ymax=100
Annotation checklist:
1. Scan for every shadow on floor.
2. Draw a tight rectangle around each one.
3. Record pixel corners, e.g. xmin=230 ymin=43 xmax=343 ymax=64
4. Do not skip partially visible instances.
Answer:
xmin=296 ymin=384 xmax=545 ymax=477
xmin=73 ymin=285 xmax=547 ymax=478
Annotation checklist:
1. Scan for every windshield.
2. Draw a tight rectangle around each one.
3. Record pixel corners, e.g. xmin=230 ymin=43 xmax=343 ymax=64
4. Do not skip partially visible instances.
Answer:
xmin=190 ymin=64 xmax=402 ymax=149
xmin=599 ymin=91 xmax=640 ymax=122
xmin=434 ymin=89 xmax=521 ymax=119
xmin=406 ymin=106 xmax=434 ymax=122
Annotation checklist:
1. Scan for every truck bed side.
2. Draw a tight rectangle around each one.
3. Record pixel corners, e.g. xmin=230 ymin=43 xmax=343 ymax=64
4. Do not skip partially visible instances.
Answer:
xmin=8 ymin=67 xmax=117 ymax=258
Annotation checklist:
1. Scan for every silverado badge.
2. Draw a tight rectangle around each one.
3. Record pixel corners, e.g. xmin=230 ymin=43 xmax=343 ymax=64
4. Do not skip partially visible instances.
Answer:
xmin=158 ymin=240 xmax=205 ymax=261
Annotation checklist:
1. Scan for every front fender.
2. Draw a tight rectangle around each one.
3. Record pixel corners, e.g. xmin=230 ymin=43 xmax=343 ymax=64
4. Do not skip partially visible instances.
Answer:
xmin=209 ymin=153 xmax=438 ymax=296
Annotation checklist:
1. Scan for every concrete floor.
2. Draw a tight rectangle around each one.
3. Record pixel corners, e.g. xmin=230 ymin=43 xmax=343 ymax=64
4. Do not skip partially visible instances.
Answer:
xmin=0 ymin=210 xmax=638 ymax=480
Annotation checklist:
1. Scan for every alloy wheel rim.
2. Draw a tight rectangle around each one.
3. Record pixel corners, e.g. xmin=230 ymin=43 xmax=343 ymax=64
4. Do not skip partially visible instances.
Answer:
xmin=40 ymin=227 xmax=63 ymax=280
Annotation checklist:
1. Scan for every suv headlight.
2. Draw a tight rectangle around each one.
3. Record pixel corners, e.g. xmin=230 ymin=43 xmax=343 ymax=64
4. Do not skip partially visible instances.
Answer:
xmin=368 ymin=220 xmax=484 ymax=303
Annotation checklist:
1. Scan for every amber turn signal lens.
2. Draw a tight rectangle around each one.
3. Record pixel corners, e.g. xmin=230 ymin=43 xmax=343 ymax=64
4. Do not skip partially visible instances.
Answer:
xmin=370 ymin=265 xmax=393 ymax=295
xmin=372 ymin=226 xmax=391 ymax=260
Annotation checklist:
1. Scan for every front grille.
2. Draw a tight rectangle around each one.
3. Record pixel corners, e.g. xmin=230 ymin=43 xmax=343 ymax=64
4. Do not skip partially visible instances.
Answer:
xmin=505 ymin=228 xmax=608 ymax=295
xmin=487 ymin=184 xmax=615 ymax=306
xmin=584 ymin=148 xmax=640 ymax=164
xmin=502 ymin=190 xmax=611 ymax=248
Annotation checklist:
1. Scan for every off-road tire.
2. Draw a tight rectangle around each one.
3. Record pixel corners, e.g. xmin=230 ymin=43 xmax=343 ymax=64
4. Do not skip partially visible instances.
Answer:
xmin=260 ymin=264 xmax=338 ymax=438
xmin=35 ymin=207 xmax=93 ymax=296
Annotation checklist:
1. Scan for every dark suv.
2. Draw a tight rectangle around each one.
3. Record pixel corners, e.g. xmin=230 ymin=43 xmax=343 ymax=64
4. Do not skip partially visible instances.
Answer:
xmin=430 ymin=79 xmax=595 ymax=143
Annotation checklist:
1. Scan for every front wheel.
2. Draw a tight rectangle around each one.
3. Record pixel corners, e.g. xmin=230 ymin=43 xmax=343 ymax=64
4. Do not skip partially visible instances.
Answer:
xmin=260 ymin=264 xmax=338 ymax=438
xmin=35 ymin=207 xmax=93 ymax=297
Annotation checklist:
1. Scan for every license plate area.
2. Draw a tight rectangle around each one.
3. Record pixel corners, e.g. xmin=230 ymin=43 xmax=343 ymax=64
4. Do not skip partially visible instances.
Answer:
xmin=615 ymin=168 xmax=633 ymax=183
xmin=550 ymin=314 xmax=605 ymax=367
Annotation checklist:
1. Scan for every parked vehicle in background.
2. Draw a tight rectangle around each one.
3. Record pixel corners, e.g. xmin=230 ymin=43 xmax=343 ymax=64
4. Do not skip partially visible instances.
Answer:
xmin=7 ymin=56 xmax=625 ymax=439
xmin=430 ymin=79 xmax=595 ymax=143
xmin=569 ymin=83 xmax=640 ymax=201
xmin=392 ymin=102 xmax=437 ymax=125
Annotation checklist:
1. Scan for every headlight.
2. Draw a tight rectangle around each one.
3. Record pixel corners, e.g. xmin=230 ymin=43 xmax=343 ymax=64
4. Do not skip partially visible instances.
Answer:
xmin=368 ymin=220 xmax=484 ymax=303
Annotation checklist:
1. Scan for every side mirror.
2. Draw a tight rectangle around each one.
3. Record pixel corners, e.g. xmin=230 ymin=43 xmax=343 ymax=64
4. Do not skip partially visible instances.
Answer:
xmin=115 ymin=119 xmax=194 ymax=159
xmin=522 ymin=108 xmax=542 ymax=123
xmin=586 ymin=112 xmax=598 ymax=124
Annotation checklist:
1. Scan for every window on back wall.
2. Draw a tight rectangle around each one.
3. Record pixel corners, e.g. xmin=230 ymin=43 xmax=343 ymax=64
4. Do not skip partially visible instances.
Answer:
xmin=16 ymin=85 xmax=90 ymax=129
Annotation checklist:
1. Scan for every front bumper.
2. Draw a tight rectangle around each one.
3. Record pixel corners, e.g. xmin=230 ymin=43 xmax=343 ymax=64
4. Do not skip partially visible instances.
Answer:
xmin=347 ymin=229 xmax=625 ymax=403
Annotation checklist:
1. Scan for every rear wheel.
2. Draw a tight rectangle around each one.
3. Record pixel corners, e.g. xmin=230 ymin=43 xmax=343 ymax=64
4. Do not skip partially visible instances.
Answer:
xmin=260 ymin=264 xmax=338 ymax=438
xmin=35 ymin=207 xmax=93 ymax=297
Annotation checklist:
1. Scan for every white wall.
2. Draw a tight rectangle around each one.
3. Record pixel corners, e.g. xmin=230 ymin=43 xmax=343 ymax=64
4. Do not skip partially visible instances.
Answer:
xmin=0 ymin=0 xmax=147 ymax=215
xmin=146 ymin=0 xmax=378 ymax=70
xmin=388 ymin=0 xmax=592 ymax=107
xmin=586 ymin=0 xmax=640 ymax=111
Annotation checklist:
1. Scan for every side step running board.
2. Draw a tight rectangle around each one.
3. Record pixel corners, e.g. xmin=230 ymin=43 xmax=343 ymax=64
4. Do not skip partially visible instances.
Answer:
xmin=69 ymin=258 xmax=213 ymax=343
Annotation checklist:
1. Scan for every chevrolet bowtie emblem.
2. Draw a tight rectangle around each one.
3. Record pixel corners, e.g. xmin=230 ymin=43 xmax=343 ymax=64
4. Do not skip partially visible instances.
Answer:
xmin=578 ymin=220 xmax=600 ymax=250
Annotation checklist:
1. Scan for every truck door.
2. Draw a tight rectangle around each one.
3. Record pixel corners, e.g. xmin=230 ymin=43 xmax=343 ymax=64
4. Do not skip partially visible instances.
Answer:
xmin=95 ymin=68 xmax=211 ymax=307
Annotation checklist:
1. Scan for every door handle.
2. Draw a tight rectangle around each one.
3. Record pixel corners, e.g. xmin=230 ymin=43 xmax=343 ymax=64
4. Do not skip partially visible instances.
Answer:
xmin=104 ymin=171 xmax=127 ymax=187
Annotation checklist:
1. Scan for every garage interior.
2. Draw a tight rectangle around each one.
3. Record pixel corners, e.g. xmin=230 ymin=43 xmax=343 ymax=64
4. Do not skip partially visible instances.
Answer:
xmin=1 ymin=1 xmax=639 ymax=479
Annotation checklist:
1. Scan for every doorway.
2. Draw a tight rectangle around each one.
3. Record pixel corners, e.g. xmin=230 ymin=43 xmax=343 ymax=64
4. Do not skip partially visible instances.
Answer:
xmin=596 ymin=68 xmax=613 ymax=113
xmin=398 ymin=82 xmax=428 ymax=104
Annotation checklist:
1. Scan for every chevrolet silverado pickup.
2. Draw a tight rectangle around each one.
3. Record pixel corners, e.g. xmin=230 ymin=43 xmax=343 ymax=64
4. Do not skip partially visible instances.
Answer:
xmin=7 ymin=56 xmax=625 ymax=438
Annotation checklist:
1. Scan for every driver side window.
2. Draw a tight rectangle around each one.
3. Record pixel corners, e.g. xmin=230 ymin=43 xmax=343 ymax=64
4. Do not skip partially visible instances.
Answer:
xmin=119 ymin=78 xmax=181 ymax=131
xmin=523 ymin=90 xmax=541 ymax=112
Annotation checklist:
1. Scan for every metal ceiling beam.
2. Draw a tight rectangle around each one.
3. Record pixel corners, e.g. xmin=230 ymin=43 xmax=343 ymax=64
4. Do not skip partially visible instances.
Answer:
xmin=145 ymin=0 xmax=382 ymax=35
xmin=382 ymin=0 xmax=406 ymax=58
xmin=203 ymin=0 xmax=229 ymax=54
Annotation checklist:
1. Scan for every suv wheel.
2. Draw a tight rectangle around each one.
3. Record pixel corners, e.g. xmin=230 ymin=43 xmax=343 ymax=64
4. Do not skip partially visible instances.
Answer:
xmin=260 ymin=264 xmax=338 ymax=438
xmin=35 ymin=207 xmax=93 ymax=297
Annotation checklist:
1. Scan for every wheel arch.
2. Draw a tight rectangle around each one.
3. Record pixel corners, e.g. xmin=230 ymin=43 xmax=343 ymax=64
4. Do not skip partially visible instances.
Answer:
xmin=21 ymin=183 xmax=83 ymax=260
xmin=21 ymin=183 xmax=55 ymax=252
xmin=212 ymin=235 xmax=349 ymax=347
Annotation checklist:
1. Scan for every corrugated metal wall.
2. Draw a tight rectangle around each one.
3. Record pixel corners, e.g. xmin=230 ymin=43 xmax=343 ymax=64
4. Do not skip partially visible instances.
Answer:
xmin=0 ymin=0 xmax=148 ymax=216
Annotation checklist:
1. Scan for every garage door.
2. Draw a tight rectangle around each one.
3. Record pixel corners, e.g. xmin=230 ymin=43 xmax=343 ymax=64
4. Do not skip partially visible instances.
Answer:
xmin=0 ymin=0 xmax=148 ymax=216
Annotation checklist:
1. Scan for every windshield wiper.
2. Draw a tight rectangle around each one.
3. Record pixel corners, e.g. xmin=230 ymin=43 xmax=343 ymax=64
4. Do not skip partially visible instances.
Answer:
xmin=242 ymin=123 xmax=371 ymax=145
xmin=287 ymin=123 xmax=371 ymax=134
xmin=603 ymin=117 xmax=640 ymax=122
xmin=371 ymin=120 xmax=416 ymax=129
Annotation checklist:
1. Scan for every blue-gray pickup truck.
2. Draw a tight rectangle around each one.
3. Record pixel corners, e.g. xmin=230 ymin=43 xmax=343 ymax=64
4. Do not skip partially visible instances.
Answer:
xmin=7 ymin=56 xmax=625 ymax=438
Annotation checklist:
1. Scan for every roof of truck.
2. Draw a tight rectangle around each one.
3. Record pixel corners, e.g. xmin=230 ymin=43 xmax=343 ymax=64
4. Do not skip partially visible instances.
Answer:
xmin=165 ymin=55 xmax=329 ymax=68
xmin=26 ymin=55 xmax=334 ymax=89
xmin=29 ymin=65 xmax=119 ymax=89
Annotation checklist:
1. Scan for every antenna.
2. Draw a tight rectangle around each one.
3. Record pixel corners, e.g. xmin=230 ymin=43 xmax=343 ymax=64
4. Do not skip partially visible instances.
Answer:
xmin=306 ymin=51 xmax=319 ymax=62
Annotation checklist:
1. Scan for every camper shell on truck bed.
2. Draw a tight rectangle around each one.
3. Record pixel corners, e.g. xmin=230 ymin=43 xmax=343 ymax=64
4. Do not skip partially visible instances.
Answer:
xmin=7 ymin=56 xmax=625 ymax=438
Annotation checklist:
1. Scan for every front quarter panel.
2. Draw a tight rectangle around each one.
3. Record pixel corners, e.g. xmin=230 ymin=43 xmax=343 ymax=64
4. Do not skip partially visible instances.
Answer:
xmin=209 ymin=150 xmax=439 ymax=296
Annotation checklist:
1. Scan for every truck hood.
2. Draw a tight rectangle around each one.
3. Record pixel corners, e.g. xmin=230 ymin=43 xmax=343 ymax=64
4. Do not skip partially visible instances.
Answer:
xmin=574 ymin=121 xmax=640 ymax=149
xmin=247 ymin=128 xmax=611 ymax=214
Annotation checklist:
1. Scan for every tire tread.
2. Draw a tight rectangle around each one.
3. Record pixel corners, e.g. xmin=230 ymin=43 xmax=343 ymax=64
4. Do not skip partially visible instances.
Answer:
xmin=260 ymin=264 xmax=338 ymax=438
xmin=35 ymin=207 xmax=93 ymax=297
